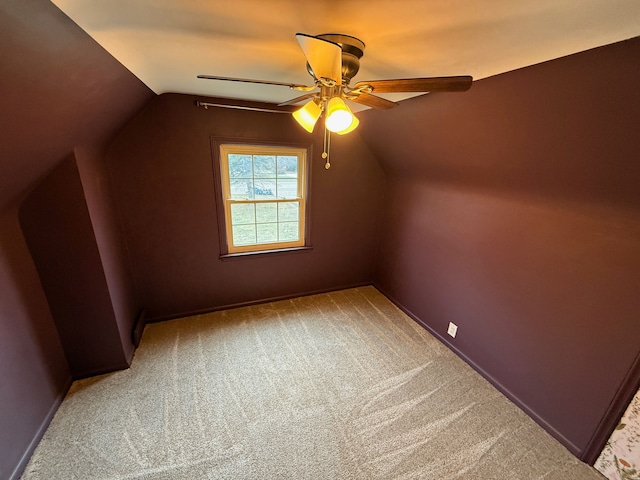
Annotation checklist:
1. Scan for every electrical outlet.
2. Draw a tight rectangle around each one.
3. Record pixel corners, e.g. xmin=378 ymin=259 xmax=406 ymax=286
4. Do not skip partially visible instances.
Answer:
xmin=447 ymin=322 xmax=458 ymax=338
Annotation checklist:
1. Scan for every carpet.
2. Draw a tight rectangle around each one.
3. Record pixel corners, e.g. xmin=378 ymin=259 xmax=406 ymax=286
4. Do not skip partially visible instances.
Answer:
xmin=21 ymin=287 xmax=604 ymax=479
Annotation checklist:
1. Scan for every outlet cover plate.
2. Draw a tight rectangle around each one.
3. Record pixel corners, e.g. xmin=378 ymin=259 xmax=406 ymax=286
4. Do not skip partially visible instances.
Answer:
xmin=447 ymin=322 xmax=458 ymax=338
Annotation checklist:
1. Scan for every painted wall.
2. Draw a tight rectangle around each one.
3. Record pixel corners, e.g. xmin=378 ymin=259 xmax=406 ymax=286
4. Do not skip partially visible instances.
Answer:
xmin=0 ymin=1 xmax=153 ymax=478
xmin=107 ymin=93 xmax=385 ymax=320
xmin=359 ymin=37 xmax=640 ymax=460
xmin=0 ymin=206 xmax=70 ymax=480
xmin=19 ymin=154 xmax=129 ymax=377
xmin=75 ymin=147 xmax=141 ymax=362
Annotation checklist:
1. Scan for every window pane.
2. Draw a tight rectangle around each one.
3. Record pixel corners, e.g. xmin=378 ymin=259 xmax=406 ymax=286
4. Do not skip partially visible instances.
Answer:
xmin=232 ymin=224 xmax=256 ymax=246
xmin=253 ymin=180 xmax=276 ymax=199
xmin=277 ymin=179 xmax=298 ymax=199
xmin=230 ymin=203 xmax=255 ymax=225
xmin=221 ymin=145 xmax=305 ymax=253
xmin=230 ymin=179 xmax=254 ymax=199
xmin=277 ymin=156 xmax=298 ymax=177
xmin=278 ymin=202 xmax=299 ymax=222
xmin=278 ymin=222 xmax=299 ymax=242
xmin=256 ymin=203 xmax=277 ymax=223
xmin=228 ymin=154 xmax=252 ymax=178
xmin=257 ymin=223 xmax=278 ymax=243
xmin=254 ymin=155 xmax=276 ymax=179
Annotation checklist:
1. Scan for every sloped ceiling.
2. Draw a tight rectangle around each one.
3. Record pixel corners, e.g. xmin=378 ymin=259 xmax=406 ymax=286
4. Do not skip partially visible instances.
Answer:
xmin=0 ymin=0 xmax=153 ymax=210
xmin=51 ymin=0 xmax=640 ymax=107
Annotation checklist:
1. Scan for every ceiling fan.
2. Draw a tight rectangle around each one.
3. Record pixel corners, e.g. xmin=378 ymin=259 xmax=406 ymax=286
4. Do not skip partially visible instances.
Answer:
xmin=198 ymin=33 xmax=472 ymax=166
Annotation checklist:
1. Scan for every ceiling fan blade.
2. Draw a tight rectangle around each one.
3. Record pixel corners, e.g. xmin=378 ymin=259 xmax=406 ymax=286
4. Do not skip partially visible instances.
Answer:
xmin=353 ymin=76 xmax=473 ymax=93
xmin=278 ymin=93 xmax=317 ymax=107
xmin=197 ymin=75 xmax=313 ymax=91
xmin=296 ymin=33 xmax=342 ymax=85
xmin=350 ymin=93 xmax=399 ymax=110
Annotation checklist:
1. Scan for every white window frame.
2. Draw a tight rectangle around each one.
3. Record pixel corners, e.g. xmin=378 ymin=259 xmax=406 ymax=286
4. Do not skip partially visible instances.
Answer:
xmin=218 ymin=143 xmax=308 ymax=254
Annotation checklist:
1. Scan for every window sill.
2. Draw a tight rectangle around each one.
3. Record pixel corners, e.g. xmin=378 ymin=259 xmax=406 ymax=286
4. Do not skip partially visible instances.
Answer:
xmin=220 ymin=246 xmax=313 ymax=261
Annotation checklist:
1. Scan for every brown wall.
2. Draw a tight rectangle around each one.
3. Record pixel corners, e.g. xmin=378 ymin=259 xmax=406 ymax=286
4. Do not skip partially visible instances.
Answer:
xmin=107 ymin=93 xmax=385 ymax=320
xmin=0 ymin=1 xmax=153 ymax=478
xmin=75 ymin=147 xmax=140 ymax=362
xmin=0 ymin=205 xmax=70 ymax=480
xmin=19 ymin=154 xmax=129 ymax=377
xmin=0 ymin=1 xmax=153 ymax=210
xmin=359 ymin=37 xmax=640 ymax=459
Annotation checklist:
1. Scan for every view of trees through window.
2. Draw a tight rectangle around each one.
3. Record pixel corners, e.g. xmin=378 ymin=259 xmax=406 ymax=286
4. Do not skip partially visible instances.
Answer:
xmin=220 ymin=147 xmax=306 ymax=252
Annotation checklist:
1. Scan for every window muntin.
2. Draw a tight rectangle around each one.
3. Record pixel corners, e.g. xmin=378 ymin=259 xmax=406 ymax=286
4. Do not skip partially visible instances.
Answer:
xmin=219 ymin=144 xmax=307 ymax=254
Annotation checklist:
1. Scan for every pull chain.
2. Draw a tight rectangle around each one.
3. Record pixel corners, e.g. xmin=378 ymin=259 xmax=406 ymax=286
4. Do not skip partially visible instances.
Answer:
xmin=322 ymin=127 xmax=331 ymax=169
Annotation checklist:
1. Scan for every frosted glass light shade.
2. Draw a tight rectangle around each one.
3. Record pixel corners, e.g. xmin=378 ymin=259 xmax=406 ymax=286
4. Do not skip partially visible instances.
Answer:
xmin=292 ymin=100 xmax=322 ymax=133
xmin=325 ymin=97 xmax=355 ymax=133
xmin=336 ymin=115 xmax=359 ymax=135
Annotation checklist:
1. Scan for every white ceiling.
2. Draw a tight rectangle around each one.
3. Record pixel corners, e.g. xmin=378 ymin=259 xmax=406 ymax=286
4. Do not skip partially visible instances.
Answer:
xmin=52 ymin=0 xmax=640 ymax=107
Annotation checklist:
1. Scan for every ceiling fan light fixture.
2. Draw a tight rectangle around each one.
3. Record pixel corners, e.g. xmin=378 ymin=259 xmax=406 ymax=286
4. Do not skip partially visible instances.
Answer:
xmin=198 ymin=32 xmax=473 ymax=143
xmin=292 ymin=99 xmax=322 ymax=133
xmin=325 ymin=97 xmax=355 ymax=133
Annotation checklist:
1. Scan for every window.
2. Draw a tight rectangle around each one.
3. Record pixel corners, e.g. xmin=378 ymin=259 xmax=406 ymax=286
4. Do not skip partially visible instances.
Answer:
xmin=218 ymin=143 xmax=308 ymax=254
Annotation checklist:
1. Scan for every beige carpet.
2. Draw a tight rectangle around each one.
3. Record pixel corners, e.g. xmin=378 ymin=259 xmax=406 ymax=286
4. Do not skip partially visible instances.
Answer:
xmin=21 ymin=287 xmax=604 ymax=479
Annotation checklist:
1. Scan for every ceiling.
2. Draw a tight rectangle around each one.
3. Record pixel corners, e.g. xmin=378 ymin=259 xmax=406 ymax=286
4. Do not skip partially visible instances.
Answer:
xmin=51 ymin=0 xmax=640 ymax=108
